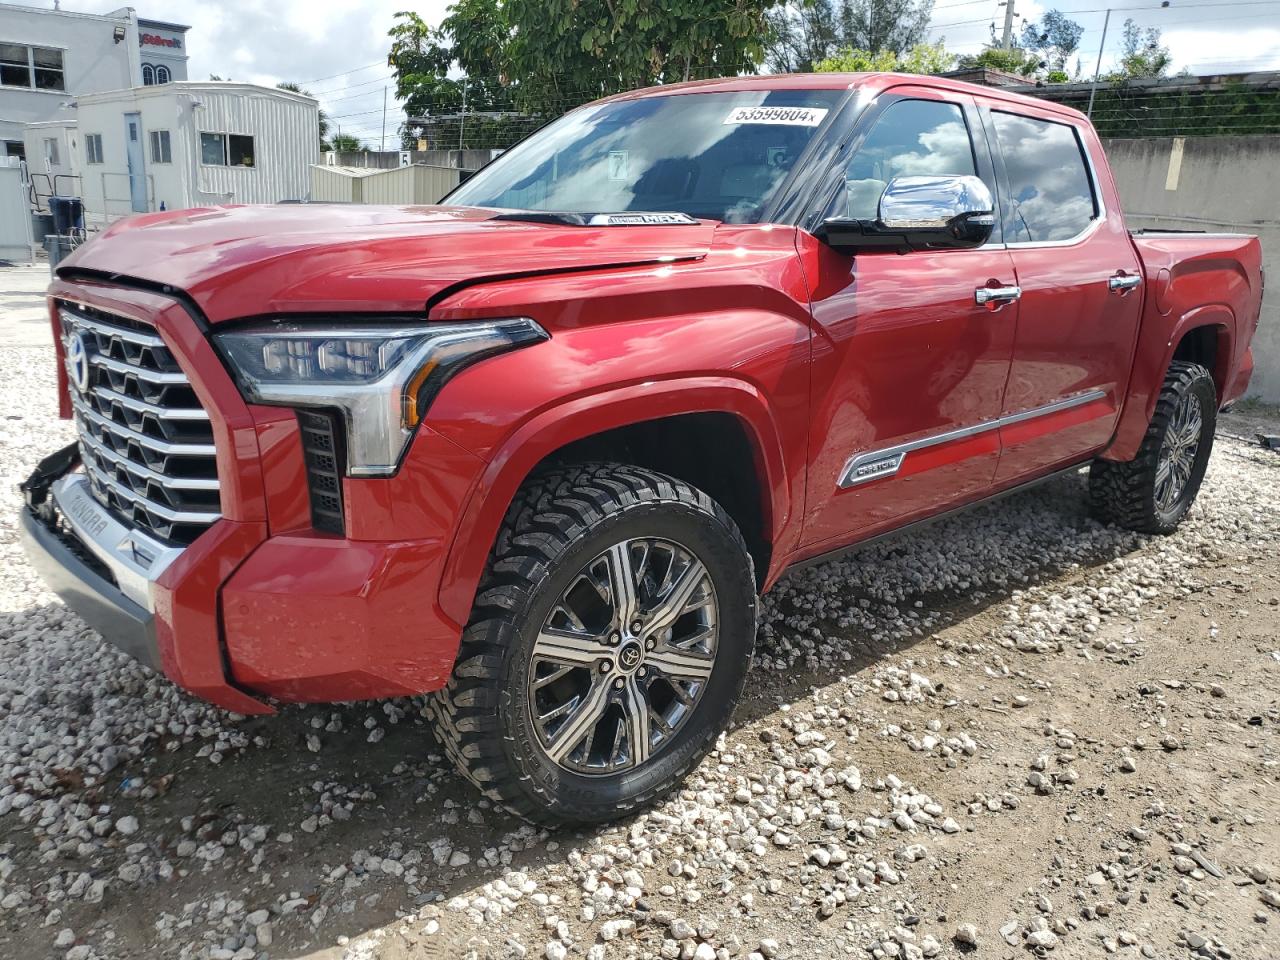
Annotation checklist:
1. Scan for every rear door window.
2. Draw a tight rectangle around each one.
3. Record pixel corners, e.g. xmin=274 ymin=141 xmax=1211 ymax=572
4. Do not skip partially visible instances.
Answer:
xmin=991 ymin=111 xmax=1097 ymax=243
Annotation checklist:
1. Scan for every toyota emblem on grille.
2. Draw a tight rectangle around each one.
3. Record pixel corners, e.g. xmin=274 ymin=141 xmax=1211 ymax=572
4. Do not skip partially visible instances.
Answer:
xmin=65 ymin=333 xmax=91 ymax=394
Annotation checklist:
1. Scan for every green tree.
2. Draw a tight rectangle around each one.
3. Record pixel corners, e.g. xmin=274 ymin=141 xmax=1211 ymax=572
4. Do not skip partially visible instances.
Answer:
xmin=767 ymin=0 xmax=936 ymax=70
xmin=277 ymin=81 xmax=331 ymax=149
xmin=1113 ymin=18 xmax=1172 ymax=79
xmin=956 ymin=45 xmax=1039 ymax=77
xmin=815 ymin=40 xmax=951 ymax=74
xmin=837 ymin=0 xmax=934 ymax=55
xmin=502 ymin=0 xmax=778 ymax=115
xmin=765 ymin=0 xmax=842 ymax=73
xmin=388 ymin=6 xmax=527 ymax=149
xmin=330 ymin=133 xmax=365 ymax=152
xmin=1019 ymin=9 xmax=1084 ymax=77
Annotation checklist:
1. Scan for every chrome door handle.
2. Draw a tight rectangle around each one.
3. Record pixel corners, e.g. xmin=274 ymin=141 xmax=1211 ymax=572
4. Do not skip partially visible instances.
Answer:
xmin=1108 ymin=273 xmax=1142 ymax=292
xmin=975 ymin=285 xmax=1021 ymax=305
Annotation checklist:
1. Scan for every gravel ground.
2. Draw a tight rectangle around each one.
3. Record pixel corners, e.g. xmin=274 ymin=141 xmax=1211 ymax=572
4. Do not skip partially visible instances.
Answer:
xmin=0 ymin=338 xmax=1278 ymax=960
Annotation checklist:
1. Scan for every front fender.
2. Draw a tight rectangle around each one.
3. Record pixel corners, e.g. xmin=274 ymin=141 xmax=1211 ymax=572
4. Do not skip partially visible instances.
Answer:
xmin=436 ymin=377 xmax=795 ymax=627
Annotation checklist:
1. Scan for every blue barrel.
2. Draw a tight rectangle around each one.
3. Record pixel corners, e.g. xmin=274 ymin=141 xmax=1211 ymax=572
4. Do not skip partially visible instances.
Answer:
xmin=49 ymin=196 xmax=84 ymax=235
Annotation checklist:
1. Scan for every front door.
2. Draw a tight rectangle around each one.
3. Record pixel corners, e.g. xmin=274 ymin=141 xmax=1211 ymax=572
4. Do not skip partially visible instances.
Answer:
xmin=797 ymin=90 xmax=1019 ymax=551
xmin=124 ymin=113 xmax=147 ymax=213
xmin=983 ymin=107 xmax=1144 ymax=482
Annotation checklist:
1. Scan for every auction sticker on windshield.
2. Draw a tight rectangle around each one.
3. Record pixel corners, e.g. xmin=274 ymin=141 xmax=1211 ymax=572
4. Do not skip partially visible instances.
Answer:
xmin=723 ymin=106 xmax=829 ymax=126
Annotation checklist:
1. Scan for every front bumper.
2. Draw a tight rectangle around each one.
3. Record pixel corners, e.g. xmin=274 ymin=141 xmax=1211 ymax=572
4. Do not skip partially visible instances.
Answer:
xmin=20 ymin=502 xmax=160 ymax=671
xmin=27 ymin=279 xmax=478 ymax=714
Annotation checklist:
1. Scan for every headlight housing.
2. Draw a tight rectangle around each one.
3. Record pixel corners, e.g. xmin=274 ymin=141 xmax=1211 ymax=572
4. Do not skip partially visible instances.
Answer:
xmin=214 ymin=318 xmax=547 ymax=476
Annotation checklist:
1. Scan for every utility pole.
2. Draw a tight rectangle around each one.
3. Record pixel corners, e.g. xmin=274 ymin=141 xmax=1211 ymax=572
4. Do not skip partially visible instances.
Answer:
xmin=380 ymin=86 xmax=387 ymax=152
xmin=458 ymin=78 xmax=467 ymax=153
xmin=1000 ymin=0 xmax=1017 ymax=49
xmin=1086 ymin=9 xmax=1112 ymax=118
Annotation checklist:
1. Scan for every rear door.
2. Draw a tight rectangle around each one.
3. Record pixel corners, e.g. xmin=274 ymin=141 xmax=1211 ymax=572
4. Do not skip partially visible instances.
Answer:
xmin=982 ymin=104 xmax=1143 ymax=482
xmin=796 ymin=87 xmax=1020 ymax=550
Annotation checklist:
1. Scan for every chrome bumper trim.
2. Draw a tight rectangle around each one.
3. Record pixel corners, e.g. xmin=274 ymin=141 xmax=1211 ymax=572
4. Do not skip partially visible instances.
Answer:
xmin=49 ymin=473 xmax=187 ymax=610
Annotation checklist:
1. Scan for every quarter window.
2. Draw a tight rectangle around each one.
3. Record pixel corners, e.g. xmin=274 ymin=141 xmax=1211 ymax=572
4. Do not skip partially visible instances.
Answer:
xmin=149 ymin=129 xmax=172 ymax=164
xmin=200 ymin=132 xmax=255 ymax=167
xmin=0 ymin=44 xmax=64 ymax=91
xmin=992 ymin=111 xmax=1097 ymax=243
xmin=838 ymin=99 xmax=978 ymax=220
xmin=85 ymin=133 xmax=104 ymax=165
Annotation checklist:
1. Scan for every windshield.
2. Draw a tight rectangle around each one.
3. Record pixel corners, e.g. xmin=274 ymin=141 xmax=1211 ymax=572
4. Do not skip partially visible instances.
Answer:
xmin=448 ymin=89 xmax=846 ymax=224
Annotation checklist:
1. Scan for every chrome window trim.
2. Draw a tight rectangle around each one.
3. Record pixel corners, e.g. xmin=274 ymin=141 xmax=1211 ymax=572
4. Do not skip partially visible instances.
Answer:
xmin=838 ymin=389 xmax=1108 ymax=489
xmin=991 ymin=109 xmax=1106 ymax=250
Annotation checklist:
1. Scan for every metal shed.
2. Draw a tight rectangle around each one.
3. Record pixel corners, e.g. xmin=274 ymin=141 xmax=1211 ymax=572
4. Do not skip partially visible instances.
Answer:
xmin=69 ymin=81 xmax=319 ymax=226
xmin=310 ymin=164 xmax=463 ymax=205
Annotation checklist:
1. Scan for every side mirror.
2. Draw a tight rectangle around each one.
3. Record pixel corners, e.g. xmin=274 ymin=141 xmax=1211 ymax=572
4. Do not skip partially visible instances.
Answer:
xmin=813 ymin=175 xmax=996 ymax=254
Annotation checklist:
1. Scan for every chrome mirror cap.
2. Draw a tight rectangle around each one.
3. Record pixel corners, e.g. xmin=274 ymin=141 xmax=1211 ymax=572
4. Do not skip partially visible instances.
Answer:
xmin=878 ymin=174 xmax=995 ymax=230
xmin=813 ymin=173 xmax=995 ymax=255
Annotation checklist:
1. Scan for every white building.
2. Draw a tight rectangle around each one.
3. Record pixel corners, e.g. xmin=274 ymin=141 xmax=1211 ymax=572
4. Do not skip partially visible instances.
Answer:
xmin=0 ymin=2 xmax=188 ymax=158
xmin=71 ymin=81 xmax=319 ymax=225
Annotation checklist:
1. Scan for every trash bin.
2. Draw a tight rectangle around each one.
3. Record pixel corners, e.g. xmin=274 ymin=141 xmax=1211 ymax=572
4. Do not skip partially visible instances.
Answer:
xmin=48 ymin=196 xmax=83 ymax=236
xmin=30 ymin=212 xmax=53 ymax=244
xmin=44 ymin=234 xmax=74 ymax=271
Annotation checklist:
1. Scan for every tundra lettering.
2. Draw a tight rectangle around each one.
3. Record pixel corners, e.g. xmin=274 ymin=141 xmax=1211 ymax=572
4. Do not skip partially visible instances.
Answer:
xmin=21 ymin=73 xmax=1263 ymax=825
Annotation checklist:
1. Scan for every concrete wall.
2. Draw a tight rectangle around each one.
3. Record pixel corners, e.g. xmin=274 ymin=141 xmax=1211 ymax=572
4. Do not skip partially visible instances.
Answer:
xmin=327 ymin=148 xmax=498 ymax=171
xmin=1102 ymin=135 xmax=1280 ymax=402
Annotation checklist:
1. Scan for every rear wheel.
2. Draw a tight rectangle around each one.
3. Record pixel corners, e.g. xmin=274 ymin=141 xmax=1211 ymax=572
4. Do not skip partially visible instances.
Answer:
xmin=1089 ymin=361 xmax=1216 ymax=534
xmin=426 ymin=463 xmax=757 ymax=825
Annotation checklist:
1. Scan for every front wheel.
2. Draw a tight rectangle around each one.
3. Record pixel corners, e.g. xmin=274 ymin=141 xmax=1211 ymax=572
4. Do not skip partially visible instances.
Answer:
xmin=1089 ymin=360 xmax=1216 ymax=534
xmin=426 ymin=463 xmax=757 ymax=825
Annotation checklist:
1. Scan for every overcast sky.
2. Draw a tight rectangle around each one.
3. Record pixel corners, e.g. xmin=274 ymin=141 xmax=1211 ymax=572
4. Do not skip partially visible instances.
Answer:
xmin=13 ymin=0 xmax=1280 ymax=144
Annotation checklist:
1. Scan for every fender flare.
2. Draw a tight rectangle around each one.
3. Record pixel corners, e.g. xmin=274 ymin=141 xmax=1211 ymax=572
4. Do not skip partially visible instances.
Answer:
xmin=1105 ymin=304 xmax=1235 ymax=462
xmin=436 ymin=376 xmax=793 ymax=626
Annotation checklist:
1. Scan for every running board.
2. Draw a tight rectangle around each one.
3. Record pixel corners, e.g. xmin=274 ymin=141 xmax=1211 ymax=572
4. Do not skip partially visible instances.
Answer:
xmin=790 ymin=460 xmax=1093 ymax=574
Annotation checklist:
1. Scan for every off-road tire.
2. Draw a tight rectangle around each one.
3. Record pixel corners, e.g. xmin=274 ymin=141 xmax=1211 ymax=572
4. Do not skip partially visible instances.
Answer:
xmin=425 ymin=462 xmax=758 ymax=826
xmin=1089 ymin=361 xmax=1216 ymax=534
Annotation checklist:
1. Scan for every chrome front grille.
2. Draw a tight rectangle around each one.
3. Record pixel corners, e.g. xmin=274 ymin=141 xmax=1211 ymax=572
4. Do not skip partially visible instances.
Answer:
xmin=59 ymin=304 xmax=221 ymax=545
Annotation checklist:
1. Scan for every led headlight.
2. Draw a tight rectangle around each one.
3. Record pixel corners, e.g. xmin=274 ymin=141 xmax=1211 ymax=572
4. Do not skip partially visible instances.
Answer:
xmin=214 ymin=318 xmax=548 ymax=476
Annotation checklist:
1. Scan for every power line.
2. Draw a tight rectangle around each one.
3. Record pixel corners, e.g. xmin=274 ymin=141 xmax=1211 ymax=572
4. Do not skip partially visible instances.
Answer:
xmin=300 ymin=60 xmax=387 ymax=85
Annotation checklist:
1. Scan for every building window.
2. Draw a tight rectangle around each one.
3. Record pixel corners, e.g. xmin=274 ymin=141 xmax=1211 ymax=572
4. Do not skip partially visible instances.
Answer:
xmin=0 ymin=44 xmax=65 ymax=91
xmin=85 ymin=134 xmax=104 ymax=165
xmin=149 ymin=129 xmax=172 ymax=164
xmin=200 ymin=132 xmax=255 ymax=167
xmin=142 ymin=64 xmax=155 ymax=86
xmin=42 ymin=137 xmax=59 ymax=167
xmin=155 ymin=65 xmax=171 ymax=84
xmin=2 ymin=140 xmax=24 ymax=161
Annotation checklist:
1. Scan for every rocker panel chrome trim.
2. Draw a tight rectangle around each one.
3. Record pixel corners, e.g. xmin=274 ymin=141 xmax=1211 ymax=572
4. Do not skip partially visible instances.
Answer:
xmin=837 ymin=389 xmax=1109 ymax=489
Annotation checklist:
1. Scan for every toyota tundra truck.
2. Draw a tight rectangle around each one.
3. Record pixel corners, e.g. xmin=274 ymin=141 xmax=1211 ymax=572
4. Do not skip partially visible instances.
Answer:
xmin=21 ymin=73 xmax=1263 ymax=825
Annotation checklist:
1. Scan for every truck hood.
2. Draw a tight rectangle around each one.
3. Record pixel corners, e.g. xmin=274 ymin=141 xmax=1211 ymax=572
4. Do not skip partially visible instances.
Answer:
xmin=57 ymin=204 xmax=717 ymax=323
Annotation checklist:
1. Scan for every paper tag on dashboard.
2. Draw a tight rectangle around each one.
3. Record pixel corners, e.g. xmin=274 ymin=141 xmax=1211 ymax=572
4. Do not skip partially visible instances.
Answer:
xmin=722 ymin=106 xmax=829 ymax=127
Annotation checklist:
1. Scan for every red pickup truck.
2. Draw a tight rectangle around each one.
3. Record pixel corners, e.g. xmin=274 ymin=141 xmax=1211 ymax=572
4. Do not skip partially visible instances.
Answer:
xmin=22 ymin=73 xmax=1262 ymax=825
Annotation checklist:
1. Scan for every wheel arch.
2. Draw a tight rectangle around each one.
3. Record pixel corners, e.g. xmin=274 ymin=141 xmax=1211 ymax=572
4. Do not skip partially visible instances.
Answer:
xmin=1103 ymin=305 xmax=1235 ymax=462
xmin=437 ymin=377 xmax=795 ymax=627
